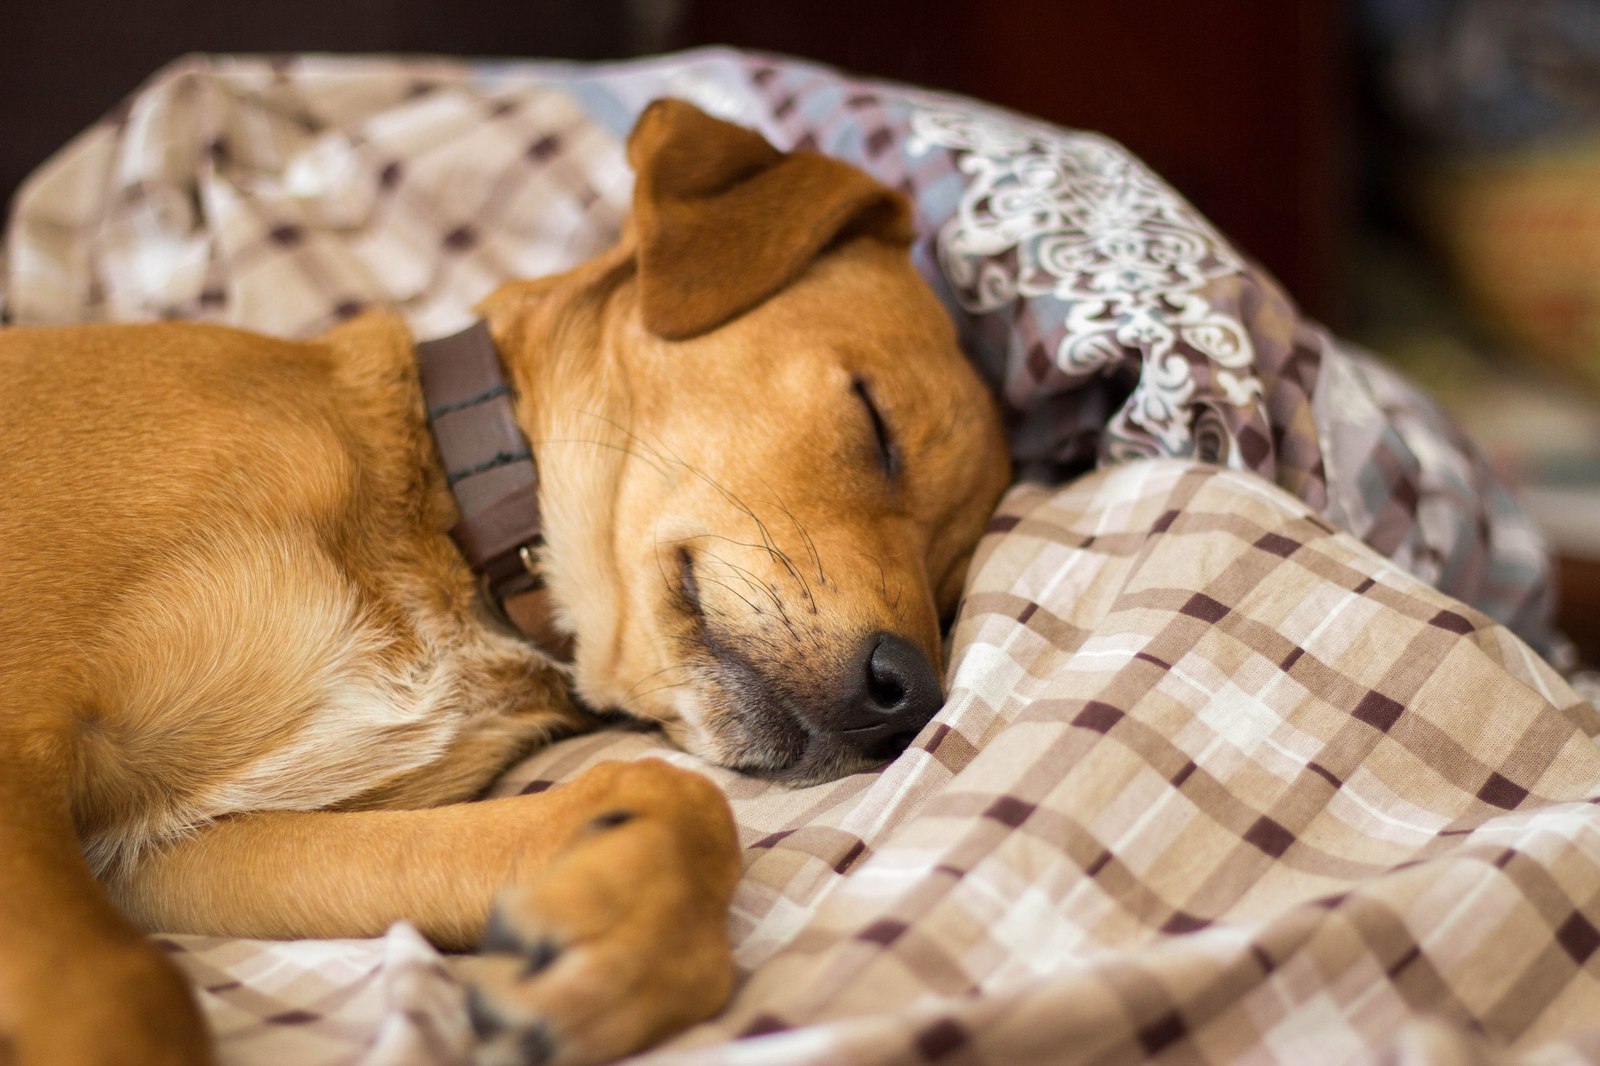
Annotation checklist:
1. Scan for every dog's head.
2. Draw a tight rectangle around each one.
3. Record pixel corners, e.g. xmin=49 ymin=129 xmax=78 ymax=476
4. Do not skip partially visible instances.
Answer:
xmin=486 ymin=100 xmax=1011 ymax=785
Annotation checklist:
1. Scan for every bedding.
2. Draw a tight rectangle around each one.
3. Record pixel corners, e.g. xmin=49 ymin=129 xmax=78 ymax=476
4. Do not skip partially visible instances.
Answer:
xmin=5 ymin=49 xmax=1599 ymax=1066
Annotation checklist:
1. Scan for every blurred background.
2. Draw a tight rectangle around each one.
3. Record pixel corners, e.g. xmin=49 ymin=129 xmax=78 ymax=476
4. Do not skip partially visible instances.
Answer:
xmin=6 ymin=0 xmax=1600 ymax=654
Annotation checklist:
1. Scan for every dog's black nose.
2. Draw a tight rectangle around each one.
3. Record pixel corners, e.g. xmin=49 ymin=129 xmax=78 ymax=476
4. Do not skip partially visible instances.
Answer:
xmin=837 ymin=633 xmax=943 ymax=761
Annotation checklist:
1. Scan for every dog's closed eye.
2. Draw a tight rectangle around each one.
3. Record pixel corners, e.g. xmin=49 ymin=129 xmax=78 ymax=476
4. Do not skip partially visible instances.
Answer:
xmin=851 ymin=377 xmax=900 ymax=478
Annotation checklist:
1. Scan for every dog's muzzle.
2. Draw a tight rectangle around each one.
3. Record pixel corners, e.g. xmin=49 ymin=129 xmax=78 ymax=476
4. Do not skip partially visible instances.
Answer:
xmin=702 ymin=625 xmax=944 ymax=784
xmin=758 ymin=631 xmax=943 ymax=784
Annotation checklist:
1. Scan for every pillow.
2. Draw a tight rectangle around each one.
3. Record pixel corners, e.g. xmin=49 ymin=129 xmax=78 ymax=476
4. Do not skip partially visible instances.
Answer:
xmin=0 ymin=47 xmax=1563 ymax=663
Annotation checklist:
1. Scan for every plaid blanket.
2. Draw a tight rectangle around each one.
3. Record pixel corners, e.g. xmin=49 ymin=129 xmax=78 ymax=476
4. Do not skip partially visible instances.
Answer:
xmin=158 ymin=460 xmax=1600 ymax=1066
xmin=5 ymin=50 xmax=1597 ymax=1066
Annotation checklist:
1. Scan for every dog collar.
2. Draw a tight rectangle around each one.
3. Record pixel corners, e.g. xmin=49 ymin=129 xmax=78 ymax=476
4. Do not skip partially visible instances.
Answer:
xmin=416 ymin=321 xmax=574 ymax=663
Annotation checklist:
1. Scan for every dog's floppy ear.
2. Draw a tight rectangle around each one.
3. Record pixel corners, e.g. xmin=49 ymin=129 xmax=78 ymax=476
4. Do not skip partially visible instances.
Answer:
xmin=627 ymin=98 xmax=915 ymax=340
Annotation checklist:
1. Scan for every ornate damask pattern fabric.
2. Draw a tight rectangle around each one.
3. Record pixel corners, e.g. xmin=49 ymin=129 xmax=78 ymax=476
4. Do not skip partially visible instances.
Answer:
xmin=910 ymin=109 xmax=1261 ymax=463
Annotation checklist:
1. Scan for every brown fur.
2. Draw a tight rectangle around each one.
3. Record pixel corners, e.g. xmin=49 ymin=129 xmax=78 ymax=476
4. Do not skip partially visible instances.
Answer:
xmin=0 ymin=100 xmax=1010 ymax=1065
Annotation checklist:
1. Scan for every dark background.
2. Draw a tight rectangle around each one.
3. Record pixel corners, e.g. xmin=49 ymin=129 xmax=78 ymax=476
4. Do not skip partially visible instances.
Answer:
xmin=1 ymin=0 xmax=1350 ymax=326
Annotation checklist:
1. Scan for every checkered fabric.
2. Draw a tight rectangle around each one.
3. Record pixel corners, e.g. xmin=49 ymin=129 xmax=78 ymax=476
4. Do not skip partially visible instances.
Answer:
xmin=158 ymin=460 xmax=1600 ymax=1066
xmin=6 ymin=50 xmax=1597 ymax=1066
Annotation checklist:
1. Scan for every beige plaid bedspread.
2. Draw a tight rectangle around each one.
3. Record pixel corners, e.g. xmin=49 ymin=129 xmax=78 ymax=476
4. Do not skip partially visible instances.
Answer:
xmin=8 ymin=53 xmax=1600 ymax=1066
xmin=149 ymin=460 xmax=1600 ymax=1066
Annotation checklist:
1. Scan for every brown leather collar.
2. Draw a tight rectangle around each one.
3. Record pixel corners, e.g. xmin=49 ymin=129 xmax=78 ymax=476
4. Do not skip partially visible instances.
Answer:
xmin=416 ymin=321 xmax=574 ymax=662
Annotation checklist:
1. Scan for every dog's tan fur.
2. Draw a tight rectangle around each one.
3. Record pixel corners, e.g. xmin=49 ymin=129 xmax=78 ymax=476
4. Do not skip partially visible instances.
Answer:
xmin=0 ymin=101 xmax=1010 ymax=1065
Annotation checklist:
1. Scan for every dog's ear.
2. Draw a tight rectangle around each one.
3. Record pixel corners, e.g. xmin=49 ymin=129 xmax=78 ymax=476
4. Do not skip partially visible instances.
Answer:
xmin=627 ymin=98 xmax=914 ymax=340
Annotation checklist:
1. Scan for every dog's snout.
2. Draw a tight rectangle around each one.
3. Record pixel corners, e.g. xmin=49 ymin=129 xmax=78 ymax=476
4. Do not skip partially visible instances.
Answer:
xmin=834 ymin=633 xmax=942 ymax=761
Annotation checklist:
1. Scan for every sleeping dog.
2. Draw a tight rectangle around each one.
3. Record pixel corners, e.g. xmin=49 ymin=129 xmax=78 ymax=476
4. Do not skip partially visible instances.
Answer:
xmin=0 ymin=100 xmax=1011 ymax=1065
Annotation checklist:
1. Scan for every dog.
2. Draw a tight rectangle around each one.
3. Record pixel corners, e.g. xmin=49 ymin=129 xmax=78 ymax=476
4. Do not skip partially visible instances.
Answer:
xmin=0 ymin=99 xmax=1011 ymax=1066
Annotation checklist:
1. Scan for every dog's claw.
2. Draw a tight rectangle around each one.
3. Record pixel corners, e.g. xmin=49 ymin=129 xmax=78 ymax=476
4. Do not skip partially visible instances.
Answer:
xmin=481 ymin=915 xmax=564 ymax=979
xmin=470 ymin=999 xmax=558 ymax=1066
xmin=516 ymin=1024 xmax=557 ymax=1066
xmin=478 ymin=911 xmax=522 ymax=955
xmin=518 ymin=938 xmax=562 ymax=978
xmin=462 ymin=761 xmax=739 ymax=1066
xmin=466 ymin=986 xmax=506 ymax=1040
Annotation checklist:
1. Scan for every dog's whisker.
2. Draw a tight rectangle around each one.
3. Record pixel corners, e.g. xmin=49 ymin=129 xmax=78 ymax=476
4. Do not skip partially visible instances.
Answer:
xmin=528 ymin=434 xmax=673 ymax=478
xmin=694 ymin=574 xmax=767 ymax=618
xmin=620 ymin=664 xmax=692 ymax=706
xmin=631 ymin=425 xmax=806 ymax=582
xmin=627 ymin=678 xmax=693 ymax=702
xmin=562 ymin=417 xmax=821 ymax=635
xmin=703 ymin=556 xmax=765 ymax=600
xmin=667 ymin=533 xmax=771 ymax=553
xmin=665 ymin=520 xmax=807 ymax=611
xmin=563 ymin=409 xmax=679 ymax=472
xmin=696 ymin=551 xmax=788 ymax=614
xmin=573 ymin=411 xmax=727 ymax=496
xmin=575 ymin=413 xmax=811 ymax=591
xmin=758 ymin=477 xmax=825 ymax=592
xmin=669 ymin=532 xmax=794 ymax=567
xmin=864 ymin=549 xmax=890 ymax=603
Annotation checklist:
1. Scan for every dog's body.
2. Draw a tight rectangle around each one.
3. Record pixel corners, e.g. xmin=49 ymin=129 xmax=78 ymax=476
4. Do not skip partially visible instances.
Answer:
xmin=0 ymin=101 xmax=1009 ymax=1065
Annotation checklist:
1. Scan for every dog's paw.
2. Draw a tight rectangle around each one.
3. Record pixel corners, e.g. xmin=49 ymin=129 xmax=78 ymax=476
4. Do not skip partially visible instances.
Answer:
xmin=460 ymin=760 xmax=740 ymax=1066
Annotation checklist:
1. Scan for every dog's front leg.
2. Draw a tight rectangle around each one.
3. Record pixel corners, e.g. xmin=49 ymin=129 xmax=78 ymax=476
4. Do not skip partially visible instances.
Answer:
xmin=108 ymin=759 xmax=741 ymax=1066
xmin=0 ymin=750 xmax=212 ymax=1066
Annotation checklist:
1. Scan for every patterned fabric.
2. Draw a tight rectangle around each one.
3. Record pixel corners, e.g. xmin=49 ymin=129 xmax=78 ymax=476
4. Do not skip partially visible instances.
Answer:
xmin=160 ymin=460 xmax=1600 ymax=1066
xmin=6 ymin=49 xmax=1596 ymax=1066
xmin=0 ymin=49 xmax=1563 ymax=661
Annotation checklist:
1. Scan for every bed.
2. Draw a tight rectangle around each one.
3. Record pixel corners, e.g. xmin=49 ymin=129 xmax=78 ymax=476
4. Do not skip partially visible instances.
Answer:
xmin=5 ymin=48 xmax=1598 ymax=1066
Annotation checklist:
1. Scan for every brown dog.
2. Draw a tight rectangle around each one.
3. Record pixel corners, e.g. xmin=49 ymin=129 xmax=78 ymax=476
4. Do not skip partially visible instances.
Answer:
xmin=0 ymin=100 xmax=1010 ymax=1065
